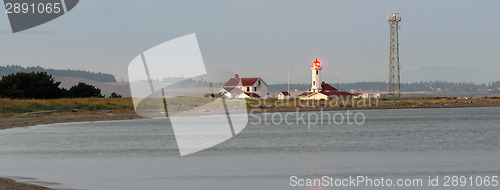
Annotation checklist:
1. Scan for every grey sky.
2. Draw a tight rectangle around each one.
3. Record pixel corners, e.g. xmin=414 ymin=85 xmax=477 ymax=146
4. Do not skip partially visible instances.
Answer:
xmin=1 ymin=0 xmax=499 ymax=83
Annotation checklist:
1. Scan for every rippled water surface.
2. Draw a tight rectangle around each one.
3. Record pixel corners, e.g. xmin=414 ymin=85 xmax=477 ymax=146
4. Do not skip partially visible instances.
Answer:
xmin=0 ymin=107 xmax=499 ymax=190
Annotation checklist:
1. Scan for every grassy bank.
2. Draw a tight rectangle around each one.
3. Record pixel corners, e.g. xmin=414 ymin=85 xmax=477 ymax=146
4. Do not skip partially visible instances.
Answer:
xmin=0 ymin=98 xmax=135 ymax=115
xmin=1 ymin=97 xmax=499 ymax=117
xmin=246 ymin=97 xmax=500 ymax=107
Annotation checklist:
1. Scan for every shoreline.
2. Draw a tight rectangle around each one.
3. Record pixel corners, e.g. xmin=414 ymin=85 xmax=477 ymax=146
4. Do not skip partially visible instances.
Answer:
xmin=0 ymin=102 xmax=499 ymax=190
xmin=248 ymin=100 xmax=500 ymax=114
xmin=0 ymin=113 xmax=143 ymax=130
xmin=1 ymin=101 xmax=499 ymax=131
xmin=0 ymin=178 xmax=52 ymax=190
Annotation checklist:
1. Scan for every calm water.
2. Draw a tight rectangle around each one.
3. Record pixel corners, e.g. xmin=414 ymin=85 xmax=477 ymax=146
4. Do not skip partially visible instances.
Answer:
xmin=0 ymin=107 xmax=499 ymax=190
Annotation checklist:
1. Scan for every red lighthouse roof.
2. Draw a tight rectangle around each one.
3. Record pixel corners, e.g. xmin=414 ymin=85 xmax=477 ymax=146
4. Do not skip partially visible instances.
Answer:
xmin=313 ymin=59 xmax=321 ymax=67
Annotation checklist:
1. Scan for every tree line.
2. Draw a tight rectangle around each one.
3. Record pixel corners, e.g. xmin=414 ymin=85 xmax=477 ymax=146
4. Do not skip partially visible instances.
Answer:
xmin=0 ymin=65 xmax=116 ymax=83
xmin=269 ymin=81 xmax=500 ymax=92
xmin=0 ymin=72 xmax=121 ymax=99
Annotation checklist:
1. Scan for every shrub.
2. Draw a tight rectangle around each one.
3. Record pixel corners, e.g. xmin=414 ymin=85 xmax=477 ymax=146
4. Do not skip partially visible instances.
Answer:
xmin=0 ymin=72 xmax=64 ymax=99
xmin=109 ymin=92 xmax=122 ymax=98
xmin=67 ymin=82 xmax=104 ymax=98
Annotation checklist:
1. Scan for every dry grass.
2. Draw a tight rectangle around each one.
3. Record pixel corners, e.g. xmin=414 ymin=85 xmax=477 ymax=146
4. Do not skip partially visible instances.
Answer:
xmin=378 ymin=97 xmax=500 ymax=104
xmin=1 ymin=97 xmax=498 ymax=115
xmin=0 ymin=98 xmax=134 ymax=114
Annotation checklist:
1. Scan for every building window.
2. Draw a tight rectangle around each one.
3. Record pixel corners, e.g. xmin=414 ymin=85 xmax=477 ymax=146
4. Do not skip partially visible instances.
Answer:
xmin=313 ymin=81 xmax=315 ymax=85
xmin=254 ymin=87 xmax=257 ymax=92
xmin=258 ymin=80 xmax=261 ymax=85
xmin=247 ymin=87 xmax=250 ymax=92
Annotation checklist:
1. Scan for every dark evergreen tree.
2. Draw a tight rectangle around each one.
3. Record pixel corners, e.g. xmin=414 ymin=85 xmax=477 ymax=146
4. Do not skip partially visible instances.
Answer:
xmin=68 ymin=82 xmax=104 ymax=98
xmin=0 ymin=72 xmax=63 ymax=99
xmin=109 ymin=92 xmax=122 ymax=98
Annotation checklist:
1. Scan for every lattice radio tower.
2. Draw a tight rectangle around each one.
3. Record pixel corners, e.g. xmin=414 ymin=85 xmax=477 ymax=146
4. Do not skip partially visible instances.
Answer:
xmin=387 ymin=12 xmax=402 ymax=98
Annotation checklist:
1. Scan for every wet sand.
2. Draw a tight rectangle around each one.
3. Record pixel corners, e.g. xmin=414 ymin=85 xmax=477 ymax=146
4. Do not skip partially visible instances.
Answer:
xmin=0 ymin=113 xmax=143 ymax=130
xmin=0 ymin=178 xmax=52 ymax=190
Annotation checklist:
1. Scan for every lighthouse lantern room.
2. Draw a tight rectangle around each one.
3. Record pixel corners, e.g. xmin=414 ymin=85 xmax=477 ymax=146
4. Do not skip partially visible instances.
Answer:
xmin=310 ymin=59 xmax=322 ymax=92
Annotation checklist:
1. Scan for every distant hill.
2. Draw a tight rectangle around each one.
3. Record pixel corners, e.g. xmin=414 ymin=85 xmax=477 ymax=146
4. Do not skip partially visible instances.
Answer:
xmin=269 ymin=81 xmax=500 ymax=93
xmin=402 ymin=65 xmax=497 ymax=83
xmin=0 ymin=65 xmax=116 ymax=82
xmin=54 ymin=76 xmax=131 ymax=97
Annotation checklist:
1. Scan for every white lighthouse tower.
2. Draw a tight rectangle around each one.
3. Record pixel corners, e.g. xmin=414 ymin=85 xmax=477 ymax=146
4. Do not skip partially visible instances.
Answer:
xmin=310 ymin=59 xmax=322 ymax=92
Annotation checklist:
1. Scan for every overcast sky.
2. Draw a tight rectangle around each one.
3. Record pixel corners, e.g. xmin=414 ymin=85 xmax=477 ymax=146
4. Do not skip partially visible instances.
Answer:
xmin=1 ymin=0 xmax=499 ymax=83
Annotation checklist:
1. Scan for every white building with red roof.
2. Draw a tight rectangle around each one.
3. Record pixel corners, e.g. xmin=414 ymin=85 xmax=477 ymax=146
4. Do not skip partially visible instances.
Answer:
xmin=216 ymin=74 xmax=268 ymax=99
xmin=299 ymin=59 xmax=354 ymax=100
xmin=278 ymin=91 xmax=290 ymax=100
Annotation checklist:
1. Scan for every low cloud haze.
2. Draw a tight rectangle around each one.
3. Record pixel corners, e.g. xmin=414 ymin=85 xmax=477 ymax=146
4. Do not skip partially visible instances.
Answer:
xmin=1 ymin=0 xmax=499 ymax=84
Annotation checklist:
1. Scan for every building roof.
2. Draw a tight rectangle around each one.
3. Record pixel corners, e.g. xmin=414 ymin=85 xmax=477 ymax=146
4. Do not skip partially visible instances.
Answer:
xmin=299 ymin=91 xmax=353 ymax=97
xmin=321 ymin=82 xmax=338 ymax=92
xmin=222 ymin=87 xmax=244 ymax=95
xmin=223 ymin=77 xmax=266 ymax=87
xmin=298 ymin=91 xmax=317 ymax=97
xmin=243 ymin=92 xmax=261 ymax=98
xmin=280 ymin=91 xmax=290 ymax=96
xmin=241 ymin=78 xmax=261 ymax=86
xmin=223 ymin=78 xmax=242 ymax=87
xmin=298 ymin=81 xmax=354 ymax=98
xmin=320 ymin=91 xmax=353 ymax=97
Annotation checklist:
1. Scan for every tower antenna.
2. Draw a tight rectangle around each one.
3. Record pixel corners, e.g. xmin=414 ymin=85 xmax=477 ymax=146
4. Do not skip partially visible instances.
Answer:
xmin=387 ymin=12 xmax=402 ymax=98
xmin=337 ymin=77 xmax=339 ymax=90
xmin=287 ymin=67 xmax=290 ymax=93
